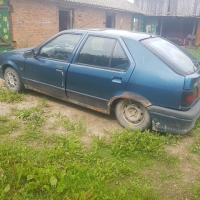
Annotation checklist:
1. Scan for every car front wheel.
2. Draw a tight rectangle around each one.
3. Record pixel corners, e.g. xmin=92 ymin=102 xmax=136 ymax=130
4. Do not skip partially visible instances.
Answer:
xmin=4 ymin=67 xmax=24 ymax=92
xmin=115 ymin=99 xmax=151 ymax=131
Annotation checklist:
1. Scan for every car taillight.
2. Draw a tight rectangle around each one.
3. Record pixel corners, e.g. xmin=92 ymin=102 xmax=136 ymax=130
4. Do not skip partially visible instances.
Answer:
xmin=182 ymin=86 xmax=200 ymax=107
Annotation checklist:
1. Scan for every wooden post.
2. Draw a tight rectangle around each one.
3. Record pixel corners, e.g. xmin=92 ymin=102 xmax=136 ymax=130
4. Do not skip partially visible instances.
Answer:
xmin=160 ymin=18 xmax=163 ymax=37
xmin=192 ymin=18 xmax=197 ymax=35
xmin=195 ymin=19 xmax=200 ymax=45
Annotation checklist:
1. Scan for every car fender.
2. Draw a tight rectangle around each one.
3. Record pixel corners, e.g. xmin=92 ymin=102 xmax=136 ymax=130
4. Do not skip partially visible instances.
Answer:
xmin=1 ymin=60 xmax=22 ymax=77
xmin=108 ymin=92 xmax=152 ymax=110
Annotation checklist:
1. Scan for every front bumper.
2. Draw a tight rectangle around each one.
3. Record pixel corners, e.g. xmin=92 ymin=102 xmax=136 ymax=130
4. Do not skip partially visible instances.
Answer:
xmin=148 ymin=100 xmax=200 ymax=134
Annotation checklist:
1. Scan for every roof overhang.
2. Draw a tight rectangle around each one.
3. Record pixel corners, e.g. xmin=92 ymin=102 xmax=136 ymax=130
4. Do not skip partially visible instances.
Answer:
xmin=49 ymin=0 xmax=143 ymax=13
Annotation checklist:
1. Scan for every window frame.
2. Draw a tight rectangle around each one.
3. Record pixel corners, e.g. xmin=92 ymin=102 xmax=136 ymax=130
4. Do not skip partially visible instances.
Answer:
xmin=75 ymin=35 xmax=130 ymax=72
xmin=38 ymin=33 xmax=83 ymax=63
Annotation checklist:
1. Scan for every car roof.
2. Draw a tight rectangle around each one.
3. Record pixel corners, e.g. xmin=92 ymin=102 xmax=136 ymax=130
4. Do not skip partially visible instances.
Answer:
xmin=61 ymin=28 xmax=153 ymax=41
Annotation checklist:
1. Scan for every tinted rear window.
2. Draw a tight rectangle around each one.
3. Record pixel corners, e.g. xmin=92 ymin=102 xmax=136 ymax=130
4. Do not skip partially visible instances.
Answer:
xmin=142 ymin=37 xmax=198 ymax=75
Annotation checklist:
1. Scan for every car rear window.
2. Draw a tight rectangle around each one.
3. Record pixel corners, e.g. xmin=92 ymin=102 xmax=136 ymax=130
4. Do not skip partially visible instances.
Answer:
xmin=141 ymin=37 xmax=198 ymax=75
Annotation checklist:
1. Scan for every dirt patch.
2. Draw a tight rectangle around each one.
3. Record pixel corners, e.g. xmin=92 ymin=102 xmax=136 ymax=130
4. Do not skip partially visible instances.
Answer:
xmin=0 ymin=79 xmax=122 ymax=138
xmin=164 ymin=136 xmax=200 ymax=199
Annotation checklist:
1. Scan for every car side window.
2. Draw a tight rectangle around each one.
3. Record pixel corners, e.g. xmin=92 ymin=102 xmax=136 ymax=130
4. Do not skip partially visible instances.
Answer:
xmin=110 ymin=41 xmax=129 ymax=70
xmin=76 ymin=36 xmax=116 ymax=68
xmin=39 ymin=34 xmax=82 ymax=62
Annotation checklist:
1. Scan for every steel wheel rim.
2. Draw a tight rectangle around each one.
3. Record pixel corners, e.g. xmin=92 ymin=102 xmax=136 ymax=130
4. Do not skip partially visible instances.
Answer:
xmin=6 ymin=72 xmax=17 ymax=90
xmin=122 ymin=102 xmax=144 ymax=125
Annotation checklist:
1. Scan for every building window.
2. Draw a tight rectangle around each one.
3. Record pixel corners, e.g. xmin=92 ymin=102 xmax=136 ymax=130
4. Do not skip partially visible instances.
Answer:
xmin=106 ymin=13 xmax=115 ymax=28
xmin=59 ymin=10 xmax=73 ymax=31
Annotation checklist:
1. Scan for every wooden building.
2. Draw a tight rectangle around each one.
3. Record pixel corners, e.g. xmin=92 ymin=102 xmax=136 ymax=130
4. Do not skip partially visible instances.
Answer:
xmin=132 ymin=0 xmax=200 ymax=46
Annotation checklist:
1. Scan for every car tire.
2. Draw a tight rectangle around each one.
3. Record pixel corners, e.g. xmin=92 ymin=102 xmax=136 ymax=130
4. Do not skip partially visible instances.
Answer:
xmin=4 ymin=67 xmax=24 ymax=92
xmin=115 ymin=99 xmax=151 ymax=131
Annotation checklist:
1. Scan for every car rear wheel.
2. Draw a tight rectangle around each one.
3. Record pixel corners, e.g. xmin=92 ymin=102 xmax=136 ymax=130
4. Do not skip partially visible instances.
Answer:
xmin=4 ymin=67 xmax=24 ymax=92
xmin=115 ymin=99 xmax=151 ymax=131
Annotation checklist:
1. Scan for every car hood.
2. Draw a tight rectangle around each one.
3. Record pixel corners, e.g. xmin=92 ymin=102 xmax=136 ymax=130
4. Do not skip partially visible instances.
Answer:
xmin=13 ymin=47 xmax=34 ymax=53
xmin=0 ymin=47 xmax=34 ymax=59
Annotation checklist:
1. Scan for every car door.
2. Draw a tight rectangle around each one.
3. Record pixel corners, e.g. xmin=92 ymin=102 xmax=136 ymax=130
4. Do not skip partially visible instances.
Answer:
xmin=66 ymin=35 xmax=135 ymax=111
xmin=23 ymin=33 xmax=83 ymax=99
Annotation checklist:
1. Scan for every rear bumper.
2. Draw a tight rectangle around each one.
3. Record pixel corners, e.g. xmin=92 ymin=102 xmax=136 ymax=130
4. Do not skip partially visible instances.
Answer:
xmin=148 ymin=100 xmax=200 ymax=134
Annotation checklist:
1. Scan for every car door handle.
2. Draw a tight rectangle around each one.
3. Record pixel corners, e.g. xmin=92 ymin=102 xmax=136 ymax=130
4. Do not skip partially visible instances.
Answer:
xmin=112 ymin=77 xmax=122 ymax=83
xmin=56 ymin=66 xmax=63 ymax=70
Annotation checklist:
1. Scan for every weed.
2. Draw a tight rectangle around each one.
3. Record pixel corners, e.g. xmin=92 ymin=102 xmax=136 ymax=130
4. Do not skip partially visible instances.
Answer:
xmin=0 ymin=115 xmax=19 ymax=135
xmin=191 ymin=135 xmax=200 ymax=155
xmin=16 ymin=106 xmax=44 ymax=125
xmin=191 ymin=182 xmax=200 ymax=200
xmin=165 ymin=134 xmax=183 ymax=145
xmin=14 ymin=101 xmax=48 ymax=140
xmin=110 ymin=129 xmax=166 ymax=158
xmin=0 ymin=87 xmax=23 ymax=103
xmin=50 ymin=113 xmax=86 ymax=135
xmin=0 ymin=135 xmax=160 ymax=200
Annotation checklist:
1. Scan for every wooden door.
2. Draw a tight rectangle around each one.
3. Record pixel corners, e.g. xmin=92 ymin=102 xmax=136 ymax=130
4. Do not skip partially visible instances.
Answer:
xmin=0 ymin=0 xmax=11 ymax=53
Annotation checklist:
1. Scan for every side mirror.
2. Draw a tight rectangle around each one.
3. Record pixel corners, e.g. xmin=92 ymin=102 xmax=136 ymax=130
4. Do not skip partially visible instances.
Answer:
xmin=32 ymin=49 xmax=38 ymax=58
xmin=23 ymin=50 xmax=35 ymax=58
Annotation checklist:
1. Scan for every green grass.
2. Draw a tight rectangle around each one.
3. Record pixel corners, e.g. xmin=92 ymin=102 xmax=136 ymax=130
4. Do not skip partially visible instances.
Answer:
xmin=0 ymin=87 xmax=23 ymax=103
xmin=14 ymin=100 xmax=48 ymax=141
xmin=192 ymin=182 xmax=200 ymax=200
xmin=0 ymin=101 xmax=182 ymax=199
xmin=0 ymin=87 xmax=200 ymax=199
xmin=0 ymin=127 xmax=182 ymax=199
xmin=0 ymin=131 xmax=171 ymax=200
xmin=0 ymin=115 xmax=19 ymax=135
xmin=50 ymin=113 xmax=86 ymax=136
xmin=187 ymin=48 xmax=200 ymax=59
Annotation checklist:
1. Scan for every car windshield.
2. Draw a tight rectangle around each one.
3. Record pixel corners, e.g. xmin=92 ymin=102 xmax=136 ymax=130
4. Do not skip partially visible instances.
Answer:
xmin=141 ymin=37 xmax=199 ymax=75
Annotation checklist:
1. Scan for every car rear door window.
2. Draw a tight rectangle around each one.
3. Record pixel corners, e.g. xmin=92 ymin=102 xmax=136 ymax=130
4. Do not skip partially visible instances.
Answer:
xmin=76 ymin=36 xmax=116 ymax=68
xmin=110 ymin=41 xmax=129 ymax=70
xmin=39 ymin=34 xmax=82 ymax=62
xmin=76 ymin=36 xmax=129 ymax=71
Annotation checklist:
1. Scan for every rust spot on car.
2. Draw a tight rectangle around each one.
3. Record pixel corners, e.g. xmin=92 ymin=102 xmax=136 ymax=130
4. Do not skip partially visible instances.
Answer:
xmin=32 ymin=87 xmax=44 ymax=94
xmin=108 ymin=92 xmax=151 ymax=109
xmin=67 ymin=98 xmax=110 ymax=114
xmin=25 ymin=84 xmax=48 ymax=95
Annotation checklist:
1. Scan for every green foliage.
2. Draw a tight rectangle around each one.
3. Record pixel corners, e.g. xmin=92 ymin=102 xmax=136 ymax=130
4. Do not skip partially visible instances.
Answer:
xmin=16 ymin=106 xmax=44 ymax=125
xmin=50 ymin=113 xmax=86 ymax=135
xmin=0 ymin=135 xmax=160 ymax=200
xmin=14 ymin=101 xmax=48 ymax=140
xmin=0 ymin=87 xmax=23 ymax=103
xmin=191 ymin=134 xmax=200 ymax=155
xmin=0 ymin=115 xmax=19 ymax=135
xmin=191 ymin=182 xmax=200 ymax=200
xmin=187 ymin=48 xmax=200 ymax=59
xmin=110 ymin=129 xmax=166 ymax=158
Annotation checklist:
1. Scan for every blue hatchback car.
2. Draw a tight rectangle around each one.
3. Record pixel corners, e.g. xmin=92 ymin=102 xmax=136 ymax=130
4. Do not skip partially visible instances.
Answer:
xmin=0 ymin=29 xmax=200 ymax=134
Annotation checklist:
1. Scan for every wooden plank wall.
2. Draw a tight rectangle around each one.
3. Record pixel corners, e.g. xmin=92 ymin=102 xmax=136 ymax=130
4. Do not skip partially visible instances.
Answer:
xmin=134 ymin=0 xmax=200 ymax=16
xmin=134 ymin=0 xmax=168 ymax=15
